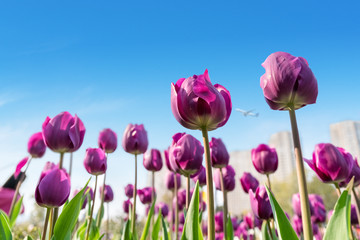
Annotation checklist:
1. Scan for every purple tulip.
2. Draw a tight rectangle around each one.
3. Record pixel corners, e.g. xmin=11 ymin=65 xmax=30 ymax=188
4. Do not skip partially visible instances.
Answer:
xmin=177 ymin=189 xmax=186 ymax=210
xmin=122 ymin=124 xmax=148 ymax=155
xmin=83 ymin=148 xmax=107 ymax=176
xmin=123 ymin=199 xmax=132 ymax=214
xmin=35 ymin=168 xmax=71 ymax=208
xmin=209 ymin=138 xmax=229 ymax=168
xmin=155 ymin=202 xmax=169 ymax=217
xmin=168 ymin=133 xmax=204 ymax=176
xmin=143 ymin=149 xmax=163 ymax=172
xmin=179 ymin=211 xmax=185 ymax=224
xmin=251 ymin=144 xmax=278 ymax=175
xmin=340 ymin=157 xmax=360 ymax=188
xmin=213 ymin=165 xmax=236 ymax=192
xmin=27 ymin=132 xmax=46 ymax=158
xmin=171 ymin=69 xmax=232 ymax=131
xmin=73 ymin=187 xmax=93 ymax=209
xmin=100 ymin=184 xmax=114 ymax=202
xmin=38 ymin=162 xmax=57 ymax=181
xmin=292 ymin=193 xmax=314 ymax=217
xmin=14 ymin=157 xmax=29 ymax=179
xmin=98 ymin=128 xmax=117 ymax=153
xmin=164 ymin=148 xmax=175 ymax=172
xmin=138 ymin=187 xmax=155 ymax=204
xmin=165 ymin=171 xmax=181 ymax=191
xmin=260 ymin=52 xmax=318 ymax=110
xmin=231 ymin=217 xmax=239 ymax=230
xmin=244 ymin=212 xmax=263 ymax=229
xmin=215 ymin=233 xmax=224 ymax=240
xmin=190 ymin=166 xmax=207 ymax=186
xmin=309 ymin=194 xmax=326 ymax=223
xmin=249 ymin=186 xmax=272 ymax=220
xmin=42 ymin=111 xmax=85 ymax=153
xmin=235 ymin=222 xmax=250 ymax=240
xmin=305 ymin=143 xmax=353 ymax=183
xmin=292 ymin=215 xmax=303 ymax=236
xmin=124 ymin=184 xmax=134 ymax=198
xmin=351 ymin=204 xmax=358 ymax=225
xmin=214 ymin=211 xmax=224 ymax=232
xmin=240 ymin=172 xmax=259 ymax=194
xmin=0 ymin=188 xmax=24 ymax=215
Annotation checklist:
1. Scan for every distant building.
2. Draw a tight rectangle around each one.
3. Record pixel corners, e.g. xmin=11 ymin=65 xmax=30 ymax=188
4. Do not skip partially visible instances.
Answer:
xmin=330 ymin=121 xmax=360 ymax=160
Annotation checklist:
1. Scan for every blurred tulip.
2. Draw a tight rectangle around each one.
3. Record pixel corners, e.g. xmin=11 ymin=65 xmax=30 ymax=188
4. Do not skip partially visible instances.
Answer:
xmin=292 ymin=215 xmax=303 ymax=237
xmin=98 ymin=128 xmax=117 ymax=153
xmin=240 ymin=172 xmax=259 ymax=194
xmin=231 ymin=217 xmax=239 ymax=230
xmin=191 ymin=166 xmax=206 ymax=186
xmin=0 ymin=187 xmax=24 ymax=215
xmin=244 ymin=212 xmax=263 ymax=229
xmin=235 ymin=222 xmax=250 ymax=240
xmin=309 ymin=194 xmax=326 ymax=223
xmin=164 ymin=148 xmax=175 ymax=172
xmin=122 ymin=124 xmax=148 ymax=155
xmin=165 ymin=172 xmax=181 ymax=191
xmin=100 ymin=185 xmax=114 ymax=203
xmin=214 ymin=211 xmax=223 ymax=232
xmin=83 ymin=148 xmax=107 ymax=176
xmin=251 ymin=144 xmax=278 ymax=175
xmin=72 ymin=187 xmax=93 ymax=209
xmin=138 ymin=187 xmax=155 ymax=204
xmin=292 ymin=193 xmax=314 ymax=217
xmin=213 ymin=165 xmax=236 ymax=192
xmin=210 ymin=138 xmax=229 ymax=168
xmin=249 ymin=186 xmax=272 ymax=220
xmin=42 ymin=111 xmax=85 ymax=153
xmin=39 ymin=162 xmax=57 ymax=181
xmin=155 ymin=202 xmax=169 ymax=217
xmin=340 ymin=157 xmax=360 ymax=187
xmin=143 ymin=149 xmax=163 ymax=172
xmin=124 ymin=184 xmax=134 ymax=198
xmin=123 ymin=199 xmax=132 ymax=214
xmin=28 ymin=132 xmax=46 ymax=158
xmin=351 ymin=204 xmax=358 ymax=225
xmin=177 ymin=189 xmax=186 ymax=210
xmin=215 ymin=232 xmax=224 ymax=240
xmin=14 ymin=157 xmax=29 ymax=179
xmin=179 ymin=211 xmax=185 ymax=224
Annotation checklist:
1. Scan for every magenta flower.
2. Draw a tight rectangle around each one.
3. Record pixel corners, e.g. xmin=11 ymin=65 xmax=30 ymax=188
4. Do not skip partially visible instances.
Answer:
xmin=165 ymin=171 xmax=181 ymax=191
xmin=14 ymin=157 xmax=29 ymax=179
xmin=138 ymin=187 xmax=155 ymax=204
xmin=39 ymin=161 xmax=57 ymax=181
xmin=240 ymin=172 xmax=259 ymax=194
xmin=351 ymin=204 xmax=358 ymax=225
xmin=177 ymin=189 xmax=186 ymax=210
xmin=123 ymin=199 xmax=132 ymax=214
xmin=168 ymin=133 xmax=204 ymax=176
xmin=35 ymin=168 xmax=71 ymax=208
xmin=249 ymin=186 xmax=272 ymax=220
xmin=214 ymin=211 xmax=224 ymax=232
xmin=210 ymin=138 xmax=229 ymax=168
xmin=305 ymin=143 xmax=353 ymax=183
xmin=309 ymin=194 xmax=326 ymax=223
xmin=340 ymin=157 xmax=360 ymax=187
xmin=100 ymin=184 xmax=114 ymax=202
xmin=260 ymin=52 xmax=318 ymax=110
xmin=98 ymin=128 xmax=117 ymax=153
xmin=0 ymin=188 xmax=24 ymax=215
xmin=143 ymin=149 xmax=163 ymax=172
xmin=292 ymin=215 xmax=303 ymax=237
xmin=155 ymin=202 xmax=169 ymax=217
xmin=171 ymin=69 xmax=232 ymax=131
xmin=213 ymin=165 xmax=236 ymax=192
xmin=42 ymin=111 xmax=85 ymax=153
xmin=191 ymin=166 xmax=207 ymax=186
xmin=244 ymin=212 xmax=263 ymax=229
xmin=235 ymin=222 xmax=251 ymax=240
xmin=83 ymin=148 xmax=107 ymax=176
xmin=292 ymin=193 xmax=314 ymax=217
xmin=251 ymin=144 xmax=278 ymax=175
xmin=28 ymin=132 xmax=46 ymax=158
xmin=122 ymin=124 xmax=148 ymax=155
xmin=124 ymin=184 xmax=134 ymax=198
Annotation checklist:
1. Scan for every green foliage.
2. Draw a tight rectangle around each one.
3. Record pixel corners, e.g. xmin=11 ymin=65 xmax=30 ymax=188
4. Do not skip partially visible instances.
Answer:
xmin=0 ymin=210 xmax=12 ymax=240
xmin=225 ymin=216 xmax=234 ymax=240
xmin=10 ymin=196 xmax=23 ymax=228
xmin=121 ymin=220 xmax=131 ymax=240
xmin=161 ymin=214 xmax=169 ymax=240
xmin=261 ymin=221 xmax=278 ymax=240
xmin=151 ymin=209 xmax=162 ymax=240
xmin=140 ymin=199 xmax=156 ymax=240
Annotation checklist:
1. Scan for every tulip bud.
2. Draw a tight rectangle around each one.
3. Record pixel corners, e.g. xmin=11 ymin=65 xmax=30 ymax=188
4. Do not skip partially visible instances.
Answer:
xmin=210 ymin=138 xmax=229 ymax=168
xmin=179 ymin=211 xmax=185 ymax=224
xmin=231 ymin=217 xmax=239 ymax=231
xmin=35 ymin=168 xmax=71 ymax=208
xmin=83 ymin=148 xmax=107 ymax=176
xmin=124 ymin=184 xmax=134 ymax=198
xmin=28 ymin=132 xmax=46 ymax=158
xmin=177 ymin=189 xmax=186 ymax=210
xmin=244 ymin=212 xmax=263 ymax=229
xmin=340 ymin=158 xmax=360 ymax=188
xmin=138 ymin=187 xmax=155 ymax=204
xmin=214 ymin=211 xmax=224 ymax=232
xmin=292 ymin=193 xmax=314 ymax=217
xmin=100 ymin=184 xmax=114 ymax=203
xmin=42 ymin=111 xmax=85 ymax=153
xmin=249 ymin=186 xmax=272 ymax=220
xmin=168 ymin=133 xmax=204 ymax=176
xmin=122 ymin=124 xmax=148 ymax=155
xmin=191 ymin=166 xmax=207 ymax=186
xmin=251 ymin=144 xmax=278 ymax=175
xmin=165 ymin=171 xmax=181 ymax=191
xmin=171 ymin=69 xmax=232 ymax=131
xmin=292 ymin=215 xmax=303 ymax=237
xmin=240 ymin=172 xmax=259 ymax=194
xmin=0 ymin=187 xmax=24 ymax=215
xmin=260 ymin=52 xmax=318 ymax=110
xmin=123 ymin=199 xmax=132 ymax=214
xmin=213 ymin=165 xmax=236 ymax=192
xmin=143 ymin=149 xmax=163 ymax=172
xmin=351 ymin=204 xmax=358 ymax=225
xmin=309 ymin=194 xmax=326 ymax=223
xmin=155 ymin=202 xmax=169 ymax=217
xmin=98 ymin=128 xmax=117 ymax=153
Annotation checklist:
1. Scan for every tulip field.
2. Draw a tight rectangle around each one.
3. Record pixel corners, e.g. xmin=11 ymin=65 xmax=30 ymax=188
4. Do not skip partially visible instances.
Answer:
xmin=1 ymin=51 xmax=359 ymax=240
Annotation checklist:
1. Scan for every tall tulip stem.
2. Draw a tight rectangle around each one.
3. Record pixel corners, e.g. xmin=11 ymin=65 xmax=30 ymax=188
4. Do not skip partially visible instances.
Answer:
xmin=52 ymin=152 xmax=65 ymax=231
xmin=174 ymin=172 xmax=179 ymax=240
xmin=288 ymin=107 xmax=313 ymax=240
xmin=106 ymin=202 xmax=110 ymax=240
xmin=69 ymin=153 xmax=73 ymax=178
xmin=352 ymin=188 xmax=360 ymax=226
xmin=97 ymin=152 xmax=108 ymax=228
xmin=267 ymin=219 xmax=274 ymax=240
xmin=86 ymin=175 xmax=98 ymax=240
xmin=219 ymin=168 xmax=228 ymax=240
xmin=41 ymin=208 xmax=51 ymax=240
xmin=186 ymin=176 xmax=190 ymax=210
xmin=131 ymin=154 xmax=138 ymax=236
xmin=266 ymin=174 xmax=272 ymax=190
xmin=201 ymin=128 xmax=215 ymax=240
xmin=151 ymin=171 xmax=155 ymax=233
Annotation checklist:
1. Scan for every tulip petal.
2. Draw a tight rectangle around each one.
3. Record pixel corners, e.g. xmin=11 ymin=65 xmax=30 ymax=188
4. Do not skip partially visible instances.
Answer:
xmin=214 ymin=84 xmax=232 ymax=127
xmin=69 ymin=114 xmax=86 ymax=152
xmin=14 ymin=157 xmax=28 ymax=179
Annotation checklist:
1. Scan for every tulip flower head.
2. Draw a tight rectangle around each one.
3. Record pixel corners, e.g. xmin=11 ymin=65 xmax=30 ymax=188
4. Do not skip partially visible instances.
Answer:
xmin=124 ymin=184 xmax=134 ymax=198
xmin=98 ymin=128 xmax=118 ymax=153
xmin=213 ymin=165 xmax=236 ymax=192
xmin=260 ymin=52 xmax=318 ymax=111
xmin=138 ymin=187 xmax=155 ymax=204
xmin=0 ymin=188 xmax=24 ymax=215
xmin=244 ymin=212 xmax=263 ymax=229
xmin=214 ymin=211 xmax=224 ymax=232
xmin=165 ymin=171 xmax=181 ymax=191
xmin=42 ymin=111 xmax=85 ymax=153
xmin=83 ymin=148 xmax=107 ymax=176
xmin=209 ymin=137 xmax=230 ymax=168
xmin=171 ymin=69 xmax=232 ymax=131
xmin=122 ymin=124 xmax=148 ymax=155
xmin=292 ymin=193 xmax=314 ymax=217
xmin=143 ymin=148 xmax=163 ymax=172
xmin=123 ymin=199 xmax=132 ymax=214
xmin=340 ymin=157 xmax=360 ymax=187
xmin=240 ymin=172 xmax=259 ymax=194
xmin=251 ymin=144 xmax=278 ymax=175
xmin=309 ymin=194 xmax=326 ymax=223
xmin=100 ymin=184 xmax=114 ymax=203
xmin=191 ymin=166 xmax=207 ymax=186
xmin=249 ymin=186 xmax=273 ymax=220
xmin=28 ymin=132 xmax=46 ymax=158
xmin=155 ymin=202 xmax=169 ymax=217
xmin=351 ymin=204 xmax=358 ymax=225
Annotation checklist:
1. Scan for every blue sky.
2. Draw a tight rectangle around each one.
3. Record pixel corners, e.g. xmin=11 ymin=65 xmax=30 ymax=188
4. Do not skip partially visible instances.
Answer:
xmin=1 ymin=0 xmax=359 ymax=218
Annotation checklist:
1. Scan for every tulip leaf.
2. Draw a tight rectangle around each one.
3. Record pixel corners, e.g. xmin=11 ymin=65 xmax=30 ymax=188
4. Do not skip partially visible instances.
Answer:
xmin=75 ymin=221 xmax=87 ymax=240
xmin=140 ymin=198 xmax=156 ymax=240
xmin=53 ymin=178 xmax=90 ymax=240
xmin=225 ymin=216 xmax=234 ymax=240
xmin=161 ymin=214 xmax=169 ymax=240
xmin=151 ymin=209 xmax=162 ymax=240
xmin=0 ymin=210 xmax=12 ymax=240
xmin=121 ymin=220 xmax=131 ymax=240
xmin=181 ymin=181 xmax=201 ymax=240
xmin=10 ymin=196 xmax=23 ymax=228
xmin=261 ymin=221 xmax=278 ymax=240
xmin=199 ymin=210 xmax=203 ymax=224
xmin=265 ymin=186 xmax=298 ymax=240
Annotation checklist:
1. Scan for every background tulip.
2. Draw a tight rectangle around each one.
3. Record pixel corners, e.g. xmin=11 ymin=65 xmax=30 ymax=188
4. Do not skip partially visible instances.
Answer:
xmin=351 ymin=204 xmax=358 ymax=225
xmin=143 ymin=148 xmax=163 ymax=172
xmin=251 ymin=144 xmax=278 ymax=175
xmin=122 ymin=124 xmax=148 ymax=155
xmin=292 ymin=193 xmax=314 ymax=217
xmin=249 ymin=186 xmax=272 ymax=220
xmin=83 ymin=148 xmax=107 ymax=176
xmin=209 ymin=138 xmax=229 ymax=168
xmin=124 ymin=184 xmax=134 ymax=198
xmin=73 ymin=187 xmax=93 ymax=209
xmin=100 ymin=184 xmax=114 ymax=203
xmin=0 ymin=187 xmax=24 ymax=215
xmin=42 ymin=111 xmax=85 ymax=153
xmin=28 ymin=132 xmax=46 ymax=158
xmin=155 ymin=202 xmax=169 ymax=217
xmin=190 ymin=166 xmax=206 ymax=186
xmin=213 ymin=165 xmax=236 ymax=192
xmin=165 ymin=172 xmax=181 ymax=190
xmin=240 ymin=172 xmax=259 ymax=194
xmin=244 ymin=212 xmax=263 ymax=229
xmin=138 ymin=187 xmax=155 ymax=204
xmin=123 ymin=199 xmax=132 ymax=214
xmin=214 ymin=211 xmax=224 ymax=232
xmin=309 ymin=194 xmax=326 ymax=223
xmin=98 ymin=128 xmax=117 ymax=153
xmin=260 ymin=51 xmax=318 ymax=110
xmin=340 ymin=158 xmax=360 ymax=187
xmin=292 ymin=215 xmax=303 ymax=236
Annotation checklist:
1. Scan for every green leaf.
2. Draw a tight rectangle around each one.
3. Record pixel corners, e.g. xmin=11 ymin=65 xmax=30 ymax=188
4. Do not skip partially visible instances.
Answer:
xmin=181 ymin=181 xmax=200 ymax=240
xmin=140 ymin=199 xmax=156 ymax=240
xmin=198 ymin=211 xmax=203 ymax=224
xmin=151 ymin=209 xmax=162 ymax=240
xmin=225 ymin=216 xmax=234 ymax=240
xmin=161 ymin=214 xmax=169 ymax=240
xmin=76 ymin=221 xmax=87 ymax=240
xmin=265 ymin=186 xmax=298 ymax=240
xmin=53 ymin=178 xmax=90 ymax=240
xmin=323 ymin=179 xmax=353 ymax=240
xmin=261 ymin=221 xmax=278 ymax=240
xmin=0 ymin=210 xmax=12 ymax=240
xmin=121 ymin=220 xmax=131 ymax=240
xmin=9 ymin=196 xmax=23 ymax=228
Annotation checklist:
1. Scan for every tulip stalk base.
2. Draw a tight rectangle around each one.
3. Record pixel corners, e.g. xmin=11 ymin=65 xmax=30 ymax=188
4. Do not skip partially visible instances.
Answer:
xmin=201 ymin=128 xmax=215 ymax=240
xmin=41 ymin=208 xmax=51 ymax=240
xmin=131 ymin=154 xmax=138 ymax=236
xmin=86 ymin=175 xmax=98 ymax=240
xmin=52 ymin=152 xmax=64 ymax=230
xmin=266 ymin=174 xmax=272 ymax=190
xmin=334 ymin=183 xmax=341 ymax=197
xmin=266 ymin=220 xmax=274 ymax=240
xmin=219 ymin=169 xmax=228 ymax=240
xmin=174 ymin=172 xmax=179 ymax=240
xmin=288 ymin=107 xmax=313 ymax=240
xmin=186 ymin=176 xmax=190 ymax=210
xmin=352 ymin=188 xmax=360 ymax=226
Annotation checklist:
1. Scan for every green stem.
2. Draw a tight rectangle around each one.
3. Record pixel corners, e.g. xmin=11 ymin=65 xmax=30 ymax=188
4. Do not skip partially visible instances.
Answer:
xmin=41 ymin=208 xmax=51 ymax=240
xmin=97 ymin=172 xmax=107 ymax=227
xmin=170 ymin=188 xmax=174 ymax=238
xmin=151 ymin=171 xmax=155 ymax=235
xmin=266 ymin=174 xmax=272 ymax=190
xmin=52 ymin=152 xmax=64 ymax=230
xmin=48 ymin=208 xmax=54 ymax=239
xmin=267 ymin=219 xmax=274 ymax=240
xmin=334 ymin=183 xmax=341 ymax=197
xmin=131 ymin=154 xmax=138 ymax=236
xmin=352 ymin=188 xmax=360 ymax=226
xmin=288 ymin=107 xmax=313 ymax=240
xmin=69 ymin=153 xmax=73 ymax=178
xmin=186 ymin=176 xmax=190 ymax=210
xmin=106 ymin=202 xmax=110 ymax=240
xmin=219 ymin=168 xmax=228 ymax=240
xmin=174 ymin=172 xmax=179 ymax=240
xmin=201 ymin=128 xmax=215 ymax=240
xmin=86 ymin=175 xmax=98 ymax=240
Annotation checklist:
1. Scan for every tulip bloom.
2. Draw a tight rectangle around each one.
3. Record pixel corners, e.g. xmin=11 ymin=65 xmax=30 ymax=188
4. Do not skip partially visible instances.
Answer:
xmin=171 ymin=69 xmax=232 ymax=131
xmin=143 ymin=149 xmax=163 ymax=172
xmin=122 ymin=124 xmax=148 ymax=155
xmin=249 ymin=186 xmax=272 ymax=220
xmin=240 ymin=172 xmax=259 ymax=194
xmin=340 ymin=158 xmax=360 ymax=187
xmin=244 ymin=212 xmax=262 ymax=229
xmin=165 ymin=172 xmax=181 ymax=191
xmin=123 ymin=199 xmax=132 ymax=214
xmin=305 ymin=144 xmax=353 ymax=183
xmin=351 ymin=204 xmax=358 ymax=225
xmin=83 ymin=148 xmax=107 ymax=176
xmin=100 ymin=185 xmax=114 ymax=202
xmin=209 ymin=138 xmax=229 ymax=168
xmin=214 ymin=211 xmax=224 ymax=232
xmin=177 ymin=189 xmax=186 ymax=210
xmin=155 ymin=202 xmax=169 ymax=217
xmin=42 ymin=111 xmax=85 ymax=153
xmin=213 ymin=165 xmax=236 ymax=192
xmin=0 ymin=187 xmax=24 ymax=215
xmin=124 ymin=184 xmax=134 ymax=198
xmin=138 ymin=187 xmax=155 ymax=204
xmin=28 ymin=132 xmax=46 ymax=158
xmin=98 ymin=128 xmax=118 ymax=153
xmin=292 ymin=193 xmax=314 ymax=217
xmin=191 ymin=166 xmax=207 ymax=186
xmin=35 ymin=168 xmax=71 ymax=208
xmin=251 ymin=144 xmax=278 ymax=175
xmin=260 ymin=52 xmax=318 ymax=111
xmin=309 ymin=194 xmax=326 ymax=223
